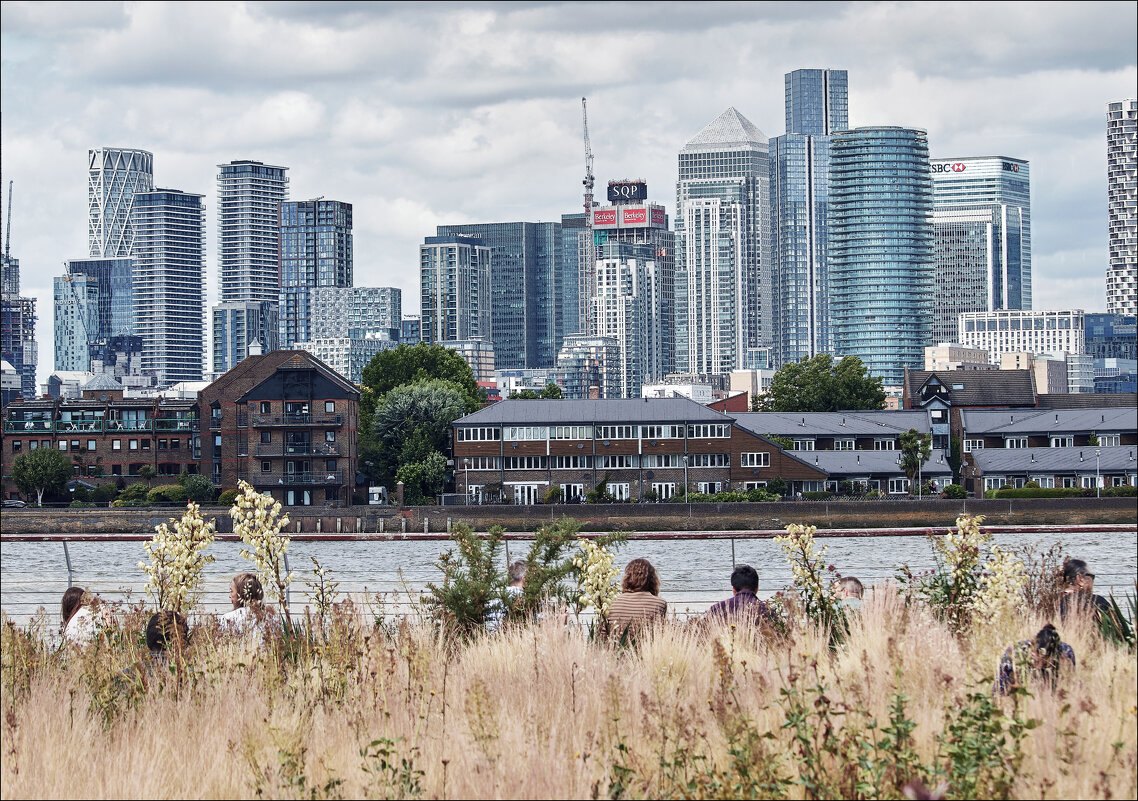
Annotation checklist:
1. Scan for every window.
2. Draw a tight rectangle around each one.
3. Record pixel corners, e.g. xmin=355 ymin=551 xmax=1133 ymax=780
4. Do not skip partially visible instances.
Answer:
xmin=651 ymin=482 xmax=676 ymax=498
xmin=71 ymin=440 xmax=80 ymax=451
xmin=1031 ymin=476 xmax=1055 ymax=488
xmin=87 ymin=440 xmax=97 ymax=451
xmin=324 ymin=430 xmax=336 ymax=443
xmin=740 ymin=452 xmax=770 ymax=467
xmin=504 ymin=426 xmax=548 ymax=441
xmin=463 ymin=456 xmax=501 ymax=470
xmin=112 ymin=439 xmax=121 ymax=451
xmin=158 ymin=439 xmax=168 ymax=450
xmin=963 ymin=439 xmax=984 ymax=452
xmin=687 ymin=453 xmax=729 ymax=467
xmin=1080 ymin=476 xmax=1098 ymax=489
xmin=325 ymin=401 xmax=335 ymax=413
xmin=641 ymin=454 xmax=682 ymax=468
xmin=984 ymin=477 xmax=1007 ymax=491
xmin=606 ymin=483 xmax=630 ymax=501
xmin=873 ymin=439 xmax=896 ymax=451
xmin=929 ymin=409 xmax=946 ymax=422
xmin=550 ymin=454 xmax=592 ymax=469
xmin=11 ymin=441 xmax=20 ymax=453
xmin=551 ymin=425 xmax=593 ymax=440
xmin=889 ymin=477 xmax=911 ymax=494
xmin=641 ymin=425 xmax=683 ymax=440
xmin=171 ymin=439 xmax=180 ymax=450
xmin=261 ymin=460 xmax=272 ymax=472
xmin=141 ymin=439 xmax=150 ymax=451
xmin=560 ymin=483 xmax=585 ymax=501
xmin=697 ymin=481 xmax=723 ymax=494
xmin=111 ymin=464 xmax=122 ymax=476
xmin=743 ymin=481 xmax=767 ymax=490
xmin=596 ymin=454 xmax=637 ymax=469
xmin=792 ymin=439 xmax=815 ymax=451
xmin=1098 ymin=434 xmax=1121 ymax=447
xmin=27 ymin=440 xmax=37 ymax=451
xmin=687 ymin=424 xmax=730 ymax=439
xmin=834 ymin=440 xmax=855 ymax=451
xmin=457 ymin=427 xmax=501 ymax=442
xmin=58 ymin=441 xmax=67 ymax=451
xmin=260 ymin=402 xmax=271 ymax=414
xmin=326 ymin=459 xmax=337 ymax=472
xmin=504 ymin=455 xmax=548 ymax=470
xmin=1005 ymin=437 xmax=1027 ymax=448
xmin=261 ymin=431 xmax=271 ymax=444
xmin=597 ymin=425 xmax=635 ymax=440
xmin=1050 ymin=436 xmax=1073 ymax=448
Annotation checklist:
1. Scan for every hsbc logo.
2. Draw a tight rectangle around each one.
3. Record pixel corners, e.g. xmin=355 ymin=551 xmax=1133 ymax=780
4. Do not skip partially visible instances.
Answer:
xmin=951 ymin=162 xmax=966 ymax=172
xmin=1003 ymin=162 xmax=1020 ymax=173
xmin=931 ymin=162 xmax=968 ymax=173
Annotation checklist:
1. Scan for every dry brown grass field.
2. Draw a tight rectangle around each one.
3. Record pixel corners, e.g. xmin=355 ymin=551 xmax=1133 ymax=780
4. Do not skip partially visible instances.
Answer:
xmin=1 ymin=584 xmax=1135 ymax=800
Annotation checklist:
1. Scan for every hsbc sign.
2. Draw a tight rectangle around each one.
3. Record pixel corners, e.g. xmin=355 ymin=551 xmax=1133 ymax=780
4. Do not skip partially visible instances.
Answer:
xmin=931 ymin=162 xmax=967 ymax=173
xmin=1002 ymin=162 xmax=1020 ymax=173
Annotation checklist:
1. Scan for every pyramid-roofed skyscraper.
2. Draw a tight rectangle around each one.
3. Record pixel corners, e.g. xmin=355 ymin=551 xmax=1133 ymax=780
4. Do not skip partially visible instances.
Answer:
xmin=675 ymin=108 xmax=772 ymax=376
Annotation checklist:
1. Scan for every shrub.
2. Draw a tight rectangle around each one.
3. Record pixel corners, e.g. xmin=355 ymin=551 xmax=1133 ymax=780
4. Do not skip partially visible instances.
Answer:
xmin=802 ymin=490 xmax=833 ymax=501
xmin=639 ymin=488 xmax=659 ymax=503
xmin=993 ymin=487 xmax=1092 ymax=499
xmin=146 ymin=484 xmax=188 ymax=505
xmin=182 ymin=473 xmax=215 ymax=504
xmin=766 ymin=477 xmax=788 ymax=497
xmin=941 ymin=483 xmax=967 ymax=499
xmin=118 ymin=482 xmax=150 ymax=505
xmin=543 ymin=485 xmax=563 ymax=504
xmin=1103 ymin=485 xmax=1138 ymax=497
xmin=92 ymin=483 xmax=119 ymax=504
xmin=217 ymin=488 xmax=239 ymax=507
xmin=1023 ymin=480 xmax=1041 ymax=489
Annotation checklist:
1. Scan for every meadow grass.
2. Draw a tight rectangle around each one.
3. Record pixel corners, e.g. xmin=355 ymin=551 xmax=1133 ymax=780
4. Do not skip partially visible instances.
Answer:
xmin=1 ymin=584 xmax=1135 ymax=800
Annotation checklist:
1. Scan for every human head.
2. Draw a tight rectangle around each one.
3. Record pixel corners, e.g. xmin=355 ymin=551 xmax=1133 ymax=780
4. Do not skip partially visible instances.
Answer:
xmin=1061 ymin=558 xmax=1094 ymax=592
xmin=730 ymin=565 xmax=759 ymax=594
xmin=1031 ymin=624 xmax=1063 ymax=676
xmin=838 ymin=577 xmax=865 ymax=600
xmin=146 ymin=611 xmax=189 ymax=653
xmin=229 ymin=573 xmax=264 ymax=609
xmin=507 ymin=560 xmax=527 ymax=587
xmin=61 ymin=586 xmax=86 ymax=624
xmin=621 ymin=558 xmax=660 ymax=596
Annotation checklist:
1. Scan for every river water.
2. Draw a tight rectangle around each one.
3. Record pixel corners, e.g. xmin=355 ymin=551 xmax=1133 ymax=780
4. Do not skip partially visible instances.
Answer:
xmin=2 ymin=529 xmax=1135 ymax=625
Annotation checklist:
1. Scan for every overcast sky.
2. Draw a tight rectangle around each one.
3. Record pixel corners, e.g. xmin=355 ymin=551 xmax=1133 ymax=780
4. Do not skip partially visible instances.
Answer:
xmin=2 ymin=1 xmax=1135 ymax=383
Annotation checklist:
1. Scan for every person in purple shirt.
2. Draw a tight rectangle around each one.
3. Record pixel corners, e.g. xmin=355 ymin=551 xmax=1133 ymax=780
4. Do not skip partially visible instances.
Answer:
xmin=707 ymin=564 xmax=775 ymax=625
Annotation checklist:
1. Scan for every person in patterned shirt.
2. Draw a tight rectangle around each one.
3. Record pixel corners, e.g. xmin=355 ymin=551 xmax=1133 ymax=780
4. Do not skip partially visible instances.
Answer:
xmin=996 ymin=623 xmax=1075 ymax=695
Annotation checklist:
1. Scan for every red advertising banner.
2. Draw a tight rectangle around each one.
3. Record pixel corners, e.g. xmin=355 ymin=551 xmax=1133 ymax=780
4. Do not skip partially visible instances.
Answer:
xmin=592 ymin=209 xmax=617 ymax=226
xmin=651 ymin=207 xmax=666 ymax=227
xmin=622 ymin=207 xmax=647 ymax=225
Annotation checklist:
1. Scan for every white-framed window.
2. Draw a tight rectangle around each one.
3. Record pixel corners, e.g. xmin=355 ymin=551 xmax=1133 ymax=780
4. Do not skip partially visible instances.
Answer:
xmin=550 ymin=454 xmax=592 ymax=469
xmin=1005 ymin=437 xmax=1028 ymax=448
xmin=504 ymin=426 xmax=548 ymax=441
xmin=743 ymin=481 xmax=767 ymax=490
xmin=325 ymin=430 xmax=336 ymax=442
xmin=324 ymin=401 xmax=335 ymax=413
xmin=687 ymin=424 xmax=731 ymax=439
xmin=597 ymin=454 xmax=637 ymax=469
xmin=458 ymin=427 xmax=501 ymax=442
xmin=463 ymin=456 xmax=500 ymax=471
xmin=467 ymin=484 xmax=484 ymax=503
xmin=1111 ymin=475 xmax=1127 ymax=487
xmin=551 ymin=425 xmax=592 ymax=440
xmin=687 ymin=453 xmax=729 ymax=467
xmin=889 ymin=477 xmax=911 ymax=494
xmin=1080 ymin=476 xmax=1098 ymax=489
xmin=512 ymin=484 xmax=542 ymax=505
xmin=929 ymin=409 xmax=947 ymax=422
xmin=641 ymin=454 xmax=683 ymax=468
xmin=1098 ymin=434 xmax=1121 ymax=447
xmin=58 ymin=441 xmax=67 ymax=451
xmin=1030 ymin=476 xmax=1055 ymax=488
xmin=834 ymin=439 xmax=855 ymax=451
xmin=129 ymin=439 xmax=139 ymax=451
xmin=1061 ymin=476 xmax=1077 ymax=488
xmin=651 ymin=482 xmax=676 ymax=498
xmin=697 ymin=481 xmax=723 ymax=494
xmin=597 ymin=425 xmax=635 ymax=440
xmin=559 ymin=483 xmax=585 ymax=500
xmin=740 ymin=452 xmax=770 ymax=467
xmin=792 ymin=439 xmax=815 ymax=451
xmin=963 ymin=439 xmax=984 ymax=453
xmin=641 ymin=425 xmax=684 ymax=440
xmin=504 ymin=456 xmax=547 ymax=470
xmin=874 ymin=439 xmax=897 ymax=451
xmin=606 ymin=482 xmax=630 ymax=501
xmin=1050 ymin=436 xmax=1073 ymax=448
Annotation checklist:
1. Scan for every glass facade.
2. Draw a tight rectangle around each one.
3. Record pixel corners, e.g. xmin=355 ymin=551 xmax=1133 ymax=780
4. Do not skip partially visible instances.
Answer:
xmin=419 ymin=236 xmax=491 ymax=345
xmin=592 ymin=241 xmax=663 ymax=397
xmin=436 ymin=222 xmax=561 ymax=369
xmin=0 ymin=252 xmax=36 ymax=399
xmin=675 ymin=108 xmax=771 ymax=376
xmin=88 ymin=148 xmax=154 ymax=258
xmin=216 ymin=160 xmax=289 ymax=303
xmin=1107 ymin=99 xmax=1137 ymax=315
xmin=211 ymin=301 xmax=279 ymax=375
xmin=278 ymin=199 xmax=353 ymax=348
xmin=770 ymin=68 xmax=848 ymax=366
xmin=1084 ymin=312 xmax=1137 ymax=360
xmin=829 ymin=128 xmax=934 ymax=386
xmin=54 ymin=257 xmax=134 ymax=372
xmin=559 ymin=213 xmax=586 ymax=345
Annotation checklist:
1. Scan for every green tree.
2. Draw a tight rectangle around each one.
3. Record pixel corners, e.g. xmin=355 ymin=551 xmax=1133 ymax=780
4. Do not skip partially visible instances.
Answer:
xmin=137 ymin=464 xmax=157 ymax=488
xmin=182 ymin=473 xmax=215 ymax=504
xmin=374 ymin=379 xmax=469 ymax=503
xmin=899 ymin=428 xmax=932 ymax=492
xmin=758 ymin=354 xmax=885 ymax=412
xmin=508 ymin=382 xmax=564 ymax=400
xmin=948 ymin=435 xmax=963 ymax=484
xmin=12 ymin=447 xmax=72 ymax=506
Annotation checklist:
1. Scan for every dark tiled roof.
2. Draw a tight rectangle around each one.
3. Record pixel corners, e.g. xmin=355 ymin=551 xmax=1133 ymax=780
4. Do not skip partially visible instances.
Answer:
xmin=906 ymin=369 xmax=1036 ymax=407
xmin=202 ymin=350 xmax=358 ymax=404
xmin=962 ymin=407 xmax=1137 ymax=435
xmin=1037 ymin=393 xmax=1138 ymax=409
xmin=454 ymin=397 xmax=730 ymax=425
xmin=731 ymin=410 xmax=930 ymax=437
xmin=806 ymin=449 xmax=953 ymax=477
xmin=971 ymin=446 xmax=1137 ymax=474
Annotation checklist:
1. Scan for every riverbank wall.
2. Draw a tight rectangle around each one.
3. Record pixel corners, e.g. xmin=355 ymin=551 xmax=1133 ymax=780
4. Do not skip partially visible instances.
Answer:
xmin=2 ymin=497 xmax=1134 ymax=535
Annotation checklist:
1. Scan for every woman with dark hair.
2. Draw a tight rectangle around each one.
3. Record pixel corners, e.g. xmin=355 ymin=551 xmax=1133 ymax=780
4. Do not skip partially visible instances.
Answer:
xmin=62 ymin=586 xmax=102 ymax=646
xmin=1058 ymin=558 xmax=1112 ymax=621
xmin=996 ymin=623 xmax=1076 ymax=694
xmin=605 ymin=558 xmax=666 ymax=643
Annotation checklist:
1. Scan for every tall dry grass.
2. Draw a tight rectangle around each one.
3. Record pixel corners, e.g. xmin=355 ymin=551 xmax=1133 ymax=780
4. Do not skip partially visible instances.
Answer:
xmin=1 ymin=588 xmax=1135 ymax=800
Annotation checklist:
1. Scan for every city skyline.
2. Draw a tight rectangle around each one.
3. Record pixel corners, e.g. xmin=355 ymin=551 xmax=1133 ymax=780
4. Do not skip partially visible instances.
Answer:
xmin=2 ymin=2 xmax=1135 ymax=387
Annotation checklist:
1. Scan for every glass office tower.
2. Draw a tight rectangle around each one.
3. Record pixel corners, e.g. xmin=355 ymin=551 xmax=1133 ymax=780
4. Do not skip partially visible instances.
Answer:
xmin=419 ymin=235 xmax=491 ymax=346
xmin=278 ymin=199 xmax=353 ymax=348
xmin=88 ymin=147 xmax=154 ymax=258
xmin=931 ymin=156 xmax=1031 ymax=344
xmin=54 ymin=257 xmax=134 ymax=371
xmin=675 ymin=107 xmax=771 ymax=376
xmin=829 ymin=128 xmax=934 ymax=386
xmin=770 ymin=68 xmax=848 ymax=365
xmin=436 ymin=221 xmax=560 ymax=369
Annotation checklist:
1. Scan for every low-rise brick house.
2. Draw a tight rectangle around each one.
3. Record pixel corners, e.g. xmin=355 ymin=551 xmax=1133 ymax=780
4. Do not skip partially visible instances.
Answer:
xmin=968 ymin=446 xmax=1138 ymax=494
xmin=960 ymin=407 xmax=1137 ymax=452
xmin=2 ymin=377 xmax=199 ymax=499
xmin=198 ymin=350 xmax=360 ymax=507
xmin=903 ymin=369 xmax=1038 ymax=449
xmin=452 ymin=397 xmax=826 ymax=503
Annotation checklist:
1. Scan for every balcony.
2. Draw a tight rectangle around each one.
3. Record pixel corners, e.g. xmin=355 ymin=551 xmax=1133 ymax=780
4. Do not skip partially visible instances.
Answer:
xmin=4 ymin=420 xmax=52 ymax=434
xmin=239 ymin=470 xmax=345 ymax=487
xmin=155 ymin=418 xmax=198 ymax=432
xmin=251 ymin=413 xmax=343 ymax=428
xmin=54 ymin=420 xmax=104 ymax=433
xmin=254 ymin=443 xmax=341 ymax=457
xmin=105 ymin=420 xmax=154 ymax=433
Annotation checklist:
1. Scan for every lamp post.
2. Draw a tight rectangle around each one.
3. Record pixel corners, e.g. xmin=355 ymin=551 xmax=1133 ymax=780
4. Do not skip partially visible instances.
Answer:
xmin=1096 ymin=449 xmax=1101 ymax=498
xmin=682 ymin=454 xmax=689 ymax=502
xmin=463 ymin=457 xmax=471 ymax=505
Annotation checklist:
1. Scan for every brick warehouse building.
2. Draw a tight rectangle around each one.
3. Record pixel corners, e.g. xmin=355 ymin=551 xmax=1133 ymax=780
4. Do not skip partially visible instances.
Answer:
xmin=452 ymin=398 xmax=827 ymax=504
xmin=198 ymin=350 xmax=360 ymax=506
xmin=2 ymin=376 xmax=199 ymax=497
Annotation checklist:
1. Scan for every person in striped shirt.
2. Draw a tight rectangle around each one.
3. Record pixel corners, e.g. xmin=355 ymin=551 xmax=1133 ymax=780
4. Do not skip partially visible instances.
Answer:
xmin=605 ymin=558 xmax=666 ymax=644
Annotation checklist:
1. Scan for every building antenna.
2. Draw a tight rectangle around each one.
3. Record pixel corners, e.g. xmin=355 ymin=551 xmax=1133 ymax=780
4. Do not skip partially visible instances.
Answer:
xmin=582 ymin=97 xmax=595 ymax=223
xmin=4 ymin=180 xmax=11 ymax=260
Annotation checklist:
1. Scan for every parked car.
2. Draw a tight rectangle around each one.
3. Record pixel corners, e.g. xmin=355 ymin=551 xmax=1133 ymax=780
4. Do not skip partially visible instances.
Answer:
xmin=2 ymin=499 xmax=28 ymax=508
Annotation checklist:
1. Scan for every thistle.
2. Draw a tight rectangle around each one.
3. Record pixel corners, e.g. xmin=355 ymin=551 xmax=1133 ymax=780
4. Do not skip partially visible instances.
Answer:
xmin=138 ymin=501 xmax=216 ymax=615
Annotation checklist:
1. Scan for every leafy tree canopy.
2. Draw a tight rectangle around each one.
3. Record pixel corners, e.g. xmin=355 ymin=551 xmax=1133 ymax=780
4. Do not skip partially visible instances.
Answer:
xmin=361 ymin=343 xmax=482 ymax=411
xmin=899 ymin=428 xmax=932 ymax=485
xmin=508 ymin=382 xmax=563 ymax=400
xmin=758 ymin=354 xmax=885 ymax=413
xmin=12 ymin=447 xmax=72 ymax=505
xmin=374 ymin=379 xmax=471 ymax=501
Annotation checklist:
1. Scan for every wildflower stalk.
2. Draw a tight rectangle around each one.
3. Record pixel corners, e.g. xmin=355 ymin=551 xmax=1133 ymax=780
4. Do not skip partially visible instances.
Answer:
xmin=138 ymin=501 xmax=216 ymax=615
xmin=774 ymin=523 xmax=846 ymax=640
xmin=231 ymin=479 xmax=293 ymax=629
xmin=574 ymin=537 xmax=619 ymax=628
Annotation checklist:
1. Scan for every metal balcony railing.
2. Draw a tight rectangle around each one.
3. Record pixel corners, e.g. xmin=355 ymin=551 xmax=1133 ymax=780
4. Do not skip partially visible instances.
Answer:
xmin=53 ymin=420 xmax=104 ymax=433
xmin=251 ymin=413 xmax=343 ymax=428
xmin=254 ymin=443 xmax=341 ymax=457
xmin=104 ymin=420 xmax=153 ymax=432
xmin=239 ymin=470 xmax=345 ymax=486
xmin=154 ymin=419 xmax=198 ymax=432
xmin=4 ymin=420 xmax=52 ymax=433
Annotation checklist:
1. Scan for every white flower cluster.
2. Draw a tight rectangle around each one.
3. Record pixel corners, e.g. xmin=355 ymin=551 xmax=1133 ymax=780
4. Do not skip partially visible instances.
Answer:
xmin=933 ymin=514 xmax=991 ymax=582
xmin=574 ymin=538 xmax=619 ymax=618
xmin=230 ymin=480 xmax=293 ymax=610
xmin=972 ymin=544 xmax=1027 ymax=626
xmin=138 ymin=501 xmax=216 ymax=614
xmin=774 ymin=523 xmax=840 ymax=625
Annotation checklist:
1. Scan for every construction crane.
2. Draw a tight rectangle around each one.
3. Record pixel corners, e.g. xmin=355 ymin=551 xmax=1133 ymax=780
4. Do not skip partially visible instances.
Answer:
xmin=581 ymin=97 xmax=595 ymax=223
xmin=4 ymin=180 xmax=11 ymax=261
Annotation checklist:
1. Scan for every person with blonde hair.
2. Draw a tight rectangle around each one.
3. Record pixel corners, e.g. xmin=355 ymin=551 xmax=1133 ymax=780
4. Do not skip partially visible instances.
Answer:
xmin=605 ymin=558 xmax=666 ymax=643
xmin=219 ymin=572 xmax=275 ymax=635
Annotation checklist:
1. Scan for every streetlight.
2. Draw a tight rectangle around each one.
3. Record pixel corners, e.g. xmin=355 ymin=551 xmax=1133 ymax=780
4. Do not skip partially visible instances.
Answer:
xmin=1096 ymin=449 xmax=1101 ymax=498
xmin=463 ymin=457 xmax=471 ymax=505
xmin=682 ymin=454 xmax=689 ymax=502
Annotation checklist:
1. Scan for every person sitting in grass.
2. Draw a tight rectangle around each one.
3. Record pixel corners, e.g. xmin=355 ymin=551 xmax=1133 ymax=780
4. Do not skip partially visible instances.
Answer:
xmin=706 ymin=564 xmax=775 ymax=625
xmin=486 ymin=560 xmax=527 ymax=633
xmin=996 ymin=623 xmax=1076 ymax=695
xmin=1058 ymin=558 xmax=1112 ymax=622
xmin=220 ymin=572 xmax=278 ymax=638
xmin=836 ymin=576 xmax=865 ymax=612
xmin=61 ymin=586 xmax=109 ymax=646
xmin=605 ymin=558 xmax=667 ymax=644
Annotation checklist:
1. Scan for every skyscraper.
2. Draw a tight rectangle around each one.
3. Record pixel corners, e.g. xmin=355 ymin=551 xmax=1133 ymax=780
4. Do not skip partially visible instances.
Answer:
xmin=675 ymin=108 xmax=771 ymax=376
xmin=930 ymin=157 xmax=1031 ymax=344
xmin=1107 ymin=99 xmax=1137 ymax=315
xmin=131 ymin=189 xmax=206 ymax=386
xmin=770 ymin=68 xmax=848 ymax=366
xmin=435 ymin=221 xmax=560 ymax=369
xmin=278 ymin=199 xmax=353 ymax=348
xmin=212 ymin=160 xmax=289 ymax=372
xmin=53 ymin=257 xmax=134 ymax=372
xmin=0 ymin=251 xmax=36 ymax=400
xmin=559 ymin=212 xmax=586 ymax=343
xmin=829 ymin=127 xmax=934 ymax=386
xmin=211 ymin=301 xmax=278 ymax=377
xmin=419 ymin=235 xmax=491 ymax=346
xmin=88 ymin=148 xmax=154 ymax=258
xmin=592 ymin=241 xmax=665 ymax=397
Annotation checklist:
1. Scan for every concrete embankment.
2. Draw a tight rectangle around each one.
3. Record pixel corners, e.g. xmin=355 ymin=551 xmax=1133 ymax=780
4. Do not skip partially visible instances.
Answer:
xmin=1 ymin=497 xmax=1134 ymax=536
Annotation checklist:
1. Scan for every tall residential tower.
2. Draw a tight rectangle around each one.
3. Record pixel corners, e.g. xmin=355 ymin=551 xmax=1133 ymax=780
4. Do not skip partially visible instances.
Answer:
xmin=88 ymin=148 xmax=154 ymax=258
xmin=278 ymin=199 xmax=353 ymax=348
xmin=1107 ymin=99 xmax=1137 ymax=315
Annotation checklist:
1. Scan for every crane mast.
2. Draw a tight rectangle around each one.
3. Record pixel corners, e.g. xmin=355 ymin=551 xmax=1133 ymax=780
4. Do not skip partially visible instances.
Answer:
xmin=581 ymin=97 xmax=595 ymax=223
xmin=4 ymin=180 xmax=11 ymax=260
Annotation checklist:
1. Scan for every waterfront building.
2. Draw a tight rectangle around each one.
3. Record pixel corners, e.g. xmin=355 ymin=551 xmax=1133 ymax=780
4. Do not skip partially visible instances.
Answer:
xmin=903 ymin=368 xmax=1038 ymax=450
xmin=131 ymin=189 xmax=206 ymax=387
xmin=1085 ymin=313 xmax=1137 ymax=361
xmin=278 ymin=199 xmax=353 ymax=349
xmin=924 ymin=343 xmax=995 ymax=371
xmin=830 ymin=128 xmax=934 ymax=386
xmin=592 ymin=240 xmax=666 ymax=397
xmin=968 ymin=446 xmax=1137 ymax=494
xmin=53 ymin=257 xmax=134 ymax=373
xmin=959 ymin=405 xmax=1136 ymax=451
xmin=958 ymin=309 xmax=1085 ymax=364
xmin=212 ymin=160 xmax=289 ymax=373
xmin=0 ymin=253 xmax=36 ymax=401
xmin=88 ymin=147 xmax=154 ymax=258
xmin=197 ymin=350 xmax=359 ymax=506
xmin=1107 ymin=99 xmax=1137 ymax=315
xmin=770 ymin=68 xmax=847 ymax=365
xmin=930 ymin=156 xmax=1031 ymax=343
xmin=436 ymin=222 xmax=560 ymax=370
xmin=675 ymin=108 xmax=771 ymax=376
xmin=419 ymin=235 xmax=491 ymax=346
xmin=400 ymin=316 xmax=421 ymax=345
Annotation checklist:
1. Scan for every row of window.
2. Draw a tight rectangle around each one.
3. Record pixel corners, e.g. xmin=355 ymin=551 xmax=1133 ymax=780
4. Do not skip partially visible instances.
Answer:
xmin=964 ymin=435 xmax=1121 ymax=451
xmin=10 ymin=438 xmax=184 ymax=453
xmin=460 ymin=453 xmax=761 ymax=470
xmin=460 ymin=423 xmax=733 ymax=442
xmin=984 ymin=475 xmax=1136 ymax=490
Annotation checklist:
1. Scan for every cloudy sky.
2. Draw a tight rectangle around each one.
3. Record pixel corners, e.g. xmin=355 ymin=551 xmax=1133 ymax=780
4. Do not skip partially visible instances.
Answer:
xmin=2 ymin=1 xmax=1135 ymax=382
